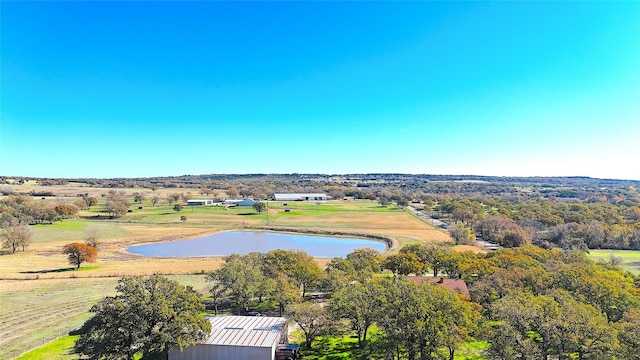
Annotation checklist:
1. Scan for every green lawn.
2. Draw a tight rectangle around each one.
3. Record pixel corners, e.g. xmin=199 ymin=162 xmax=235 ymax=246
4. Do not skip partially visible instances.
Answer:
xmin=15 ymin=335 xmax=79 ymax=360
xmin=588 ymin=249 xmax=640 ymax=274
xmin=295 ymin=326 xmax=487 ymax=360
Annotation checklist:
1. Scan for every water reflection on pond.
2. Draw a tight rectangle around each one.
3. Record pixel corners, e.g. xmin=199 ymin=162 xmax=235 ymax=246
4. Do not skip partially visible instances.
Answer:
xmin=127 ymin=231 xmax=387 ymax=258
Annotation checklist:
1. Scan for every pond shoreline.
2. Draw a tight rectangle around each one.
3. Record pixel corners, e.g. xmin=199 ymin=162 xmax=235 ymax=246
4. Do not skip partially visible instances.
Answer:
xmin=125 ymin=229 xmax=392 ymax=258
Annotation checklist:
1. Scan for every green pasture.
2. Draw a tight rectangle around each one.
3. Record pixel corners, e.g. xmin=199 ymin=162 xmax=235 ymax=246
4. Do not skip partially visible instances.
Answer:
xmin=15 ymin=335 xmax=78 ymax=360
xmin=28 ymin=199 xmax=421 ymax=247
xmin=0 ymin=275 xmax=211 ymax=360
xmin=0 ymin=278 xmax=117 ymax=359
xmin=295 ymin=326 xmax=487 ymax=360
xmin=32 ymin=219 xmax=131 ymax=244
xmin=588 ymin=249 xmax=640 ymax=274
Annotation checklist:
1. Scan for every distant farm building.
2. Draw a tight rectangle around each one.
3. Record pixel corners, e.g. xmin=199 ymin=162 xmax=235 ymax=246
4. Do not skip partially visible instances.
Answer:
xmin=273 ymin=193 xmax=327 ymax=201
xmin=187 ymin=199 xmax=214 ymax=206
xmin=237 ymin=198 xmax=256 ymax=207
xmin=168 ymin=316 xmax=297 ymax=360
xmin=406 ymin=276 xmax=470 ymax=298
xmin=223 ymin=198 xmax=256 ymax=207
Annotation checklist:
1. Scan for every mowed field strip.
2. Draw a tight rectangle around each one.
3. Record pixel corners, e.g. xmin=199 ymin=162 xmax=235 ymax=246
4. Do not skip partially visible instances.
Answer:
xmin=1 ymin=187 xmax=453 ymax=358
xmin=588 ymin=249 xmax=640 ymax=274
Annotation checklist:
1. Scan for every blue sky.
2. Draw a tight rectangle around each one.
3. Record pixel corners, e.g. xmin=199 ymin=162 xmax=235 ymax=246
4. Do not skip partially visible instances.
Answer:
xmin=2 ymin=1 xmax=639 ymax=180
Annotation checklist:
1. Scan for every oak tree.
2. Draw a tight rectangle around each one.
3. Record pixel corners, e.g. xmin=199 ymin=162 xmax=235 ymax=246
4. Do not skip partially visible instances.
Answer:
xmin=62 ymin=242 xmax=98 ymax=268
xmin=75 ymin=276 xmax=211 ymax=360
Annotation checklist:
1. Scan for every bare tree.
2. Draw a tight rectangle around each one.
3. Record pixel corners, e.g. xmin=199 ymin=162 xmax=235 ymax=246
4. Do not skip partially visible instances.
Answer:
xmin=1 ymin=223 xmax=32 ymax=253
xmin=167 ymin=193 xmax=181 ymax=206
xmin=132 ymin=192 xmax=145 ymax=203
xmin=85 ymin=227 xmax=101 ymax=248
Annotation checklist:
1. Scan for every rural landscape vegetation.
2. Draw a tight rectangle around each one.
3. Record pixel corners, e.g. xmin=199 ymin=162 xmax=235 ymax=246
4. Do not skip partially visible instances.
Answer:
xmin=3 ymin=0 xmax=639 ymax=359
xmin=2 ymin=174 xmax=640 ymax=359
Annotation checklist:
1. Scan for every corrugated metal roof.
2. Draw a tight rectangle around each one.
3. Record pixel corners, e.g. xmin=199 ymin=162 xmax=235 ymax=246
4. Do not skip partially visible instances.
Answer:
xmin=274 ymin=193 xmax=327 ymax=199
xmin=203 ymin=316 xmax=287 ymax=348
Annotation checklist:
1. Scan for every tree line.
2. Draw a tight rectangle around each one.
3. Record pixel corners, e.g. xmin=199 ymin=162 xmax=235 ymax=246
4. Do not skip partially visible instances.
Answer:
xmin=205 ymin=245 xmax=640 ymax=359
xmin=71 ymin=244 xmax=640 ymax=359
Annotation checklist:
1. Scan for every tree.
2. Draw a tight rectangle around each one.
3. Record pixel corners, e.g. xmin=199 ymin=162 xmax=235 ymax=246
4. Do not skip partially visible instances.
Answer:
xmin=448 ymin=224 xmax=476 ymax=245
xmin=289 ymin=302 xmax=331 ymax=349
xmin=82 ymin=195 xmax=98 ymax=209
xmin=441 ymin=250 xmax=476 ymax=279
xmin=265 ymin=249 xmax=322 ymax=297
xmin=376 ymin=278 xmax=478 ymax=360
xmin=330 ymin=280 xmax=384 ymax=348
xmin=1 ymin=223 xmax=32 ymax=253
xmin=500 ymin=228 xmax=529 ymax=248
xmin=104 ymin=198 xmax=129 ymax=218
xmin=75 ymin=276 xmax=211 ymax=360
xmin=617 ymin=309 xmax=640 ymax=359
xmin=84 ymin=227 xmax=101 ymax=248
xmin=54 ymin=204 xmax=78 ymax=218
xmin=167 ymin=193 xmax=181 ymax=206
xmin=227 ymin=187 xmax=239 ymax=198
xmin=489 ymin=290 xmax=618 ymax=359
xmin=215 ymin=259 xmax=264 ymax=311
xmin=345 ymin=248 xmax=382 ymax=276
xmin=62 ymin=242 xmax=98 ymax=268
xmin=272 ymin=273 xmax=302 ymax=316
xmin=206 ymin=270 xmax=229 ymax=315
xmin=173 ymin=204 xmax=183 ymax=212
xmin=181 ymin=192 xmax=194 ymax=202
xmin=323 ymin=257 xmax=357 ymax=291
xmin=423 ymin=243 xmax=449 ymax=277
xmin=452 ymin=207 xmax=474 ymax=225
xmin=382 ymin=253 xmax=423 ymax=277
xmin=132 ymin=192 xmax=145 ymax=203
xmin=252 ymin=201 xmax=267 ymax=214
xmin=150 ymin=195 xmax=161 ymax=207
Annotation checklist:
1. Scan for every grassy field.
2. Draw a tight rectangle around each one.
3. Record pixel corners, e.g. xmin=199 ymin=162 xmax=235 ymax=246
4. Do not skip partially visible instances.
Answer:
xmin=1 ymin=185 xmax=457 ymax=359
xmin=588 ymin=249 xmax=640 ymax=274
xmin=14 ymin=335 xmax=79 ymax=360
xmin=292 ymin=326 xmax=487 ymax=360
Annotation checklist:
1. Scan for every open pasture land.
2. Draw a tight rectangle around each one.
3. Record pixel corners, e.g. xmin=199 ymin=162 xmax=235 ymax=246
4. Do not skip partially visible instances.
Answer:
xmin=1 ymin=184 xmax=452 ymax=358
xmin=588 ymin=249 xmax=640 ymax=274
xmin=0 ymin=275 xmax=212 ymax=360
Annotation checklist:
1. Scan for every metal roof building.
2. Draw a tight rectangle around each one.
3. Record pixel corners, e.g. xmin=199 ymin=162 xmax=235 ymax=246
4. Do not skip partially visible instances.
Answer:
xmin=273 ymin=193 xmax=327 ymax=201
xmin=169 ymin=316 xmax=290 ymax=360
xmin=406 ymin=276 xmax=470 ymax=298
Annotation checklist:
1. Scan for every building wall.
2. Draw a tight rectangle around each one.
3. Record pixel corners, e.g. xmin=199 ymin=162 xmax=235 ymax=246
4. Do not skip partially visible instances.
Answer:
xmin=274 ymin=194 xmax=327 ymax=201
xmin=169 ymin=344 xmax=275 ymax=360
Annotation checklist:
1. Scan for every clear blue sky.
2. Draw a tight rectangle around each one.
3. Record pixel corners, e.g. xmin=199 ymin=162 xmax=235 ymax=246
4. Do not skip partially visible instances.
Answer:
xmin=2 ymin=1 xmax=639 ymax=180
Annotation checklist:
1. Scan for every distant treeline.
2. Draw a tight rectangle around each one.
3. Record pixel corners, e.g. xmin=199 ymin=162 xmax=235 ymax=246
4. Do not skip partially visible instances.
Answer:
xmin=3 ymin=173 xmax=640 ymax=250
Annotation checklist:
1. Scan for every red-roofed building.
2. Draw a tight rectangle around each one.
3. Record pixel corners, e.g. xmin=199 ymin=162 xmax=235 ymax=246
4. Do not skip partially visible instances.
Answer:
xmin=406 ymin=276 xmax=470 ymax=299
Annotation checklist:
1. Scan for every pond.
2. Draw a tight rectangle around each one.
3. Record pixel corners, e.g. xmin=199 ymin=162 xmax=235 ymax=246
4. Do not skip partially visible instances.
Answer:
xmin=126 ymin=231 xmax=387 ymax=258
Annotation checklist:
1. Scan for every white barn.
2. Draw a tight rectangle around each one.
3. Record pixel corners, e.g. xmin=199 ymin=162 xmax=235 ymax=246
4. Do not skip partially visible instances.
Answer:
xmin=168 ymin=316 xmax=291 ymax=360
xmin=273 ymin=193 xmax=327 ymax=201
xmin=187 ymin=199 xmax=214 ymax=206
